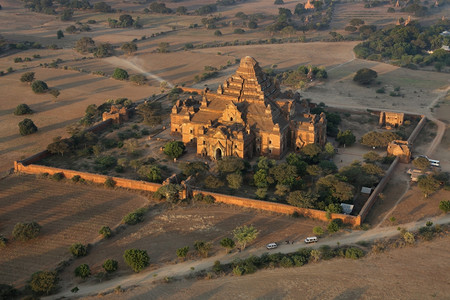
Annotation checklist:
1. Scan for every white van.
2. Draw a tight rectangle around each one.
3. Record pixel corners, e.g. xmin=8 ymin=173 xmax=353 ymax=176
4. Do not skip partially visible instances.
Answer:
xmin=304 ymin=237 xmax=318 ymax=244
xmin=429 ymin=159 xmax=440 ymax=167
xmin=266 ymin=243 xmax=278 ymax=249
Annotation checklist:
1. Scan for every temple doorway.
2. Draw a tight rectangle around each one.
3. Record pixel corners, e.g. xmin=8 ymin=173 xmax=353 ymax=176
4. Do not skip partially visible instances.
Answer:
xmin=215 ymin=148 xmax=222 ymax=160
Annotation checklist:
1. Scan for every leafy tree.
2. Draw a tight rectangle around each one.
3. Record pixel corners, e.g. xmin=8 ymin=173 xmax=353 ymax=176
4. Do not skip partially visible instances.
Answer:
xmin=255 ymin=187 xmax=268 ymax=199
xmin=439 ymin=200 xmax=450 ymax=213
xmin=317 ymin=174 xmax=354 ymax=202
xmin=220 ymin=237 xmax=235 ymax=253
xmin=70 ymin=243 xmax=87 ymax=257
xmin=99 ymin=226 xmax=112 ymax=238
xmin=122 ymin=208 xmax=146 ymax=225
xmin=12 ymin=222 xmax=41 ymax=241
xmin=193 ymin=240 xmax=212 ymax=258
xmin=233 ymin=225 xmax=259 ymax=249
xmin=154 ymin=184 xmax=183 ymax=203
xmin=123 ymin=249 xmax=150 ymax=272
xmin=363 ymin=151 xmax=381 ymax=162
xmin=112 ymin=68 xmax=129 ymax=80
xmin=327 ymin=219 xmax=343 ymax=233
xmin=418 ymin=175 xmax=440 ymax=198
xmin=218 ymin=156 xmax=245 ymax=174
xmin=121 ymin=42 xmax=137 ymax=55
xmin=257 ymin=156 xmax=276 ymax=170
xmin=269 ymin=163 xmax=297 ymax=186
xmin=176 ymin=246 xmax=189 ymax=260
xmin=75 ymin=37 xmax=95 ymax=53
xmin=227 ymin=172 xmax=243 ymax=190
xmin=29 ymin=271 xmax=59 ymax=295
xmin=14 ymin=103 xmax=33 ymax=115
xmin=74 ymin=264 xmax=91 ymax=279
xmin=102 ymin=259 xmax=118 ymax=273
xmin=94 ymin=43 xmax=113 ymax=58
xmin=18 ymin=118 xmax=38 ymax=136
xmin=20 ymin=71 xmax=35 ymax=83
xmin=49 ymin=89 xmax=60 ymax=98
xmin=413 ymin=157 xmax=430 ymax=171
xmin=360 ymin=131 xmax=401 ymax=148
xmin=287 ymin=190 xmax=318 ymax=208
xmin=286 ymin=153 xmax=307 ymax=176
xmin=47 ymin=136 xmax=70 ymax=156
xmin=163 ymin=141 xmax=185 ymax=159
xmin=353 ymin=68 xmax=377 ymax=85
xmin=31 ymin=80 xmax=48 ymax=93
xmin=157 ymin=42 xmax=170 ymax=53
xmin=362 ymin=163 xmax=384 ymax=176
xmin=130 ymin=74 xmax=147 ymax=85
xmin=137 ymin=165 xmax=162 ymax=182
xmin=301 ymin=144 xmax=322 ymax=161
xmin=344 ymin=247 xmax=364 ymax=259
xmin=181 ymin=161 xmax=208 ymax=176
xmin=253 ymin=169 xmax=269 ymax=188
xmin=336 ymin=130 xmax=356 ymax=146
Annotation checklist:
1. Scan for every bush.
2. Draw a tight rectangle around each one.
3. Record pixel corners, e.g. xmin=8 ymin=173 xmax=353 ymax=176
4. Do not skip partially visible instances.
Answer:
xmin=31 ymin=80 xmax=49 ymax=93
xmin=176 ymin=246 xmax=189 ymax=260
xmin=312 ymin=226 xmax=324 ymax=237
xmin=70 ymin=243 xmax=88 ymax=257
xmin=104 ymin=177 xmax=116 ymax=188
xmin=29 ymin=271 xmax=59 ymax=295
xmin=353 ymin=68 xmax=377 ymax=85
xmin=123 ymin=249 xmax=150 ymax=272
xmin=18 ymin=118 xmax=38 ymax=136
xmin=72 ymin=175 xmax=81 ymax=182
xmin=74 ymin=264 xmax=91 ymax=279
xmin=112 ymin=68 xmax=129 ymax=80
xmin=163 ymin=141 xmax=185 ymax=159
xmin=14 ymin=103 xmax=33 ymax=115
xmin=52 ymin=172 xmax=64 ymax=181
xmin=12 ymin=221 xmax=41 ymax=241
xmin=439 ymin=200 xmax=450 ymax=213
xmin=20 ymin=71 xmax=35 ymax=83
xmin=344 ymin=247 xmax=364 ymax=259
xmin=103 ymin=259 xmax=118 ymax=273
xmin=99 ymin=226 xmax=112 ymax=238
xmin=123 ymin=208 xmax=146 ymax=225
xmin=327 ymin=219 xmax=343 ymax=233
xmin=0 ymin=235 xmax=7 ymax=247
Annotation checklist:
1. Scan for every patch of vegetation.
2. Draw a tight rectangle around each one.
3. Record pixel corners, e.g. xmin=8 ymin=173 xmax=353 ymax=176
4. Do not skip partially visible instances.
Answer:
xmin=14 ymin=103 xmax=33 ymax=115
xmin=29 ymin=271 xmax=59 ymax=295
xmin=12 ymin=221 xmax=41 ymax=241
xmin=70 ymin=243 xmax=88 ymax=257
xmin=123 ymin=249 xmax=150 ymax=272
xmin=74 ymin=264 xmax=91 ymax=279
xmin=99 ymin=226 xmax=112 ymax=238
xmin=122 ymin=208 xmax=147 ymax=225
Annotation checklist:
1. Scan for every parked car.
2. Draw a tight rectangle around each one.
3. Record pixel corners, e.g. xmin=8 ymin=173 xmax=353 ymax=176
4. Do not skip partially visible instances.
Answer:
xmin=304 ymin=236 xmax=318 ymax=244
xmin=266 ymin=242 xmax=278 ymax=249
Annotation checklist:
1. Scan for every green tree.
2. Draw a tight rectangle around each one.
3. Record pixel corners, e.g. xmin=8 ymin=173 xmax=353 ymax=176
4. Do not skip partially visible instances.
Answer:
xmin=75 ymin=37 xmax=95 ymax=53
xmin=313 ymin=226 xmax=324 ymax=236
xmin=20 ymin=71 xmax=35 ymax=83
xmin=57 ymin=29 xmax=64 ymax=39
xmin=362 ymin=163 xmax=384 ymax=176
xmin=112 ymin=68 xmax=129 ymax=80
xmin=47 ymin=136 xmax=70 ymax=156
xmin=154 ymin=184 xmax=183 ymax=203
xmin=439 ymin=200 xmax=450 ymax=213
xmin=301 ymin=144 xmax=322 ymax=161
xmin=31 ymin=80 xmax=48 ymax=93
xmin=218 ymin=156 xmax=245 ymax=174
xmin=29 ymin=271 xmax=59 ymax=295
xmin=49 ymin=89 xmax=60 ymax=99
xmin=130 ymin=74 xmax=147 ymax=85
xmin=121 ymin=42 xmax=137 ymax=55
xmin=360 ymin=131 xmax=400 ymax=148
xmin=123 ymin=249 xmax=150 ymax=272
xmin=287 ymin=190 xmax=318 ymax=209
xmin=12 ymin=222 xmax=41 ymax=241
xmin=269 ymin=163 xmax=297 ymax=186
xmin=336 ymin=130 xmax=356 ymax=146
xmin=137 ymin=165 xmax=162 ymax=182
xmin=158 ymin=42 xmax=170 ymax=53
xmin=102 ymin=259 xmax=118 ymax=273
xmin=193 ymin=241 xmax=212 ymax=258
xmin=18 ymin=118 xmax=38 ymax=136
xmin=176 ymin=246 xmax=189 ymax=260
xmin=14 ymin=103 xmax=33 ymax=115
xmin=163 ymin=141 xmax=185 ymax=159
xmin=227 ymin=172 xmax=243 ymax=190
xmin=327 ymin=219 xmax=343 ymax=233
xmin=232 ymin=225 xmax=259 ymax=249
xmin=353 ymin=68 xmax=377 ymax=85
xmin=253 ymin=169 xmax=269 ymax=188
xmin=220 ymin=237 xmax=235 ymax=253
xmin=363 ymin=151 xmax=381 ymax=162
xmin=94 ymin=43 xmax=113 ymax=58
xmin=317 ymin=175 xmax=354 ymax=202
xmin=417 ymin=175 xmax=440 ymax=198
xmin=74 ymin=264 xmax=91 ymax=279
xmin=413 ymin=157 xmax=430 ymax=171
xmin=70 ymin=243 xmax=88 ymax=257
xmin=99 ymin=226 xmax=112 ymax=239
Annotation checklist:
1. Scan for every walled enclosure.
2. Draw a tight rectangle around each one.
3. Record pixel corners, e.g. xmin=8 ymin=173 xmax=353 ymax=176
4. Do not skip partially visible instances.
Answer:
xmin=12 ymin=94 xmax=427 ymax=227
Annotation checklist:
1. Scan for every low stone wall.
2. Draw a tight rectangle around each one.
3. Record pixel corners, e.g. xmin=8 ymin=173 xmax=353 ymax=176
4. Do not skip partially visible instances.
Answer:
xmin=14 ymin=162 xmax=162 ymax=192
xmin=407 ymin=115 xmax=426 ymax=144
xmin=180 ymin=87 xmax=203 ymax=94
xmin=193 ymin=190 xmax=361 ymax=226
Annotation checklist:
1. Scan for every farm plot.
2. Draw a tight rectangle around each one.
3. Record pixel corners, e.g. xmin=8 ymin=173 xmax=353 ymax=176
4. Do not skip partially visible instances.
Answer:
xmin=0 ymin=174 xmax=148 ymax=287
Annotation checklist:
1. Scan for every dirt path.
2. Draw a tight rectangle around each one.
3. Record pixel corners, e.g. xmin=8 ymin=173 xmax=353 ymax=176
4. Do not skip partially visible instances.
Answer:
xmin=47 ymin=214 xmax=450 ymax=299
xmin=425 ymin=86 xmax=450 ymax=157
xmin=374 ymin=179 xmax=410 ymax=229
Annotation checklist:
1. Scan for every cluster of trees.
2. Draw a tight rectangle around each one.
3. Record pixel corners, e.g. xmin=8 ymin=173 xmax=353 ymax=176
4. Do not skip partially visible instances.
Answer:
xmin=275 ymin=65 xmax=328 ymax=89
xmin=360 ymin=131 xmax=400 ymax=148
xmin=353 ymin=19 xmax=450 ymax=69
xmin=108 ymin=14 xmax=141 ymax=29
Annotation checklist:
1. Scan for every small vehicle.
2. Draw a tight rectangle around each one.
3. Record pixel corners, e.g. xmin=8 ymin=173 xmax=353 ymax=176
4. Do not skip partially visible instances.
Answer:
xmin=304 ymin=236 xmax=318 ymax=244
xmin=266 ymin=242 xmax=278 ymax=249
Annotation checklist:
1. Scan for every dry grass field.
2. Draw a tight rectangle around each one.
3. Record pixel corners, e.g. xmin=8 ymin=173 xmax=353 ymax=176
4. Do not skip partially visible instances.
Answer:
xmin=0 ymin=174 xmax=148 ymax=287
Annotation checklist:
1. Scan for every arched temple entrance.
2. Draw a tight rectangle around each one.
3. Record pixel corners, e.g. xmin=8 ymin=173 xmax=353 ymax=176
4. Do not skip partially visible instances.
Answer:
xmin=215 ymin=148 xmax=222 ymax=160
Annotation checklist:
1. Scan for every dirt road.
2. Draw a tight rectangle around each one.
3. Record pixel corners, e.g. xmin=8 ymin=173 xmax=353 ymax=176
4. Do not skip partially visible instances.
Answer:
xmin=425 ymin=86 xmax=450 ymax=157
xmin=47 ymin=214 xmax=450 ymax=299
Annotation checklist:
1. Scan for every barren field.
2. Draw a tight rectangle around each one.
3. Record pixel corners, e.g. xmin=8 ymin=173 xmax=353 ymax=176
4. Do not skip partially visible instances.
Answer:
xmin=57 ymin=203 xmax=324 ymax=291
xmin=84 ymin=234 xmax=450 ymax=300
xmin=0 ymin=174 xmax=149 ymax=287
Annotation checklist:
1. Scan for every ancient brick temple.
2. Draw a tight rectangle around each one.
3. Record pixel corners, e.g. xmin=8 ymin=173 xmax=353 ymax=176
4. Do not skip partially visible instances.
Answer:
xmin=170 ymin=56 xmax=327 ymax=160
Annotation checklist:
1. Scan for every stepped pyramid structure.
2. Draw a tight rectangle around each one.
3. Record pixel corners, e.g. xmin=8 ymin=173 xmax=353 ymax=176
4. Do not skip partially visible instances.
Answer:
xmin=171 ymin=56 xmax=327 ymax=160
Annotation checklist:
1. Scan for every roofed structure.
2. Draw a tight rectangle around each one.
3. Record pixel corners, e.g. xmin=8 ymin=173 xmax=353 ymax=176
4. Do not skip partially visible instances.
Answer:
xmin=171 ymin=56 xmax=327 ymax=160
